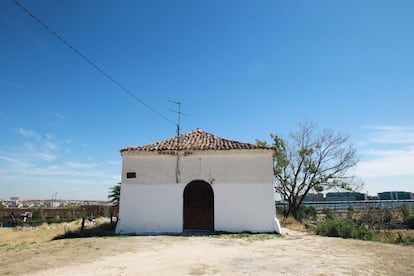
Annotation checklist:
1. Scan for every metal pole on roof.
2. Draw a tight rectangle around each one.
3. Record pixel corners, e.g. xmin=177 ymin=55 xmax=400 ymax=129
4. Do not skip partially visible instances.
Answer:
xmin=169 ymin=100 xmax=188 ymax=184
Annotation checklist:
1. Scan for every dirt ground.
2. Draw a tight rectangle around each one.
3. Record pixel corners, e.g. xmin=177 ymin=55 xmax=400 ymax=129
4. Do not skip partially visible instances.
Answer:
xmin=1 ymin=224 xmax=414 ymax=275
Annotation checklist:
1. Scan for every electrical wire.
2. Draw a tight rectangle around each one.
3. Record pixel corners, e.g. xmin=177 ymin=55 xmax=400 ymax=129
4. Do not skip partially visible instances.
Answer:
xmin=11 ymin=0 xmax=176 ymax=125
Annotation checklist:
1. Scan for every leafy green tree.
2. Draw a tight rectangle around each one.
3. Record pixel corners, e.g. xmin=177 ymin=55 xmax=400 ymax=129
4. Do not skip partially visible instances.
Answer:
xmin=255 ymin=139 xmax=269 ymax=147
xmin=108 ymin=183 xmax=121 ymax=207
xmin=263 ymin=121 xmax=360 ymax=220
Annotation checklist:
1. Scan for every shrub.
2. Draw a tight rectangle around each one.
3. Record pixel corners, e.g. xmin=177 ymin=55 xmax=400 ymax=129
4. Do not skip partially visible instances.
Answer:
xmin=347 ymin=207 xmax=355 ymax=220
xmin=400 ymin=204 xmax=411 ymax=220
xmin=399 ymin=235 xmax=414 ymax=245
xmin=279 ymin=216 xmax=306 ymax=231
xmin=405 ymin=215 xmax=414 ymax=229
xmin=276 ymin=205 xmax=317 ymax=221
xmin=31 ymin=207 xmax=43 ymax=220
xmin=359 ymin=207 xmax=399 ymax=232
xmin=316 ymin=218 xmax=373 ymax=240
xmin=276 ymin=206 xmax=287 ymax=217
xmin=322 ymin=208 xmax=335 ymax=220
xmin=298 ymin=205 xmax=317 ymax=221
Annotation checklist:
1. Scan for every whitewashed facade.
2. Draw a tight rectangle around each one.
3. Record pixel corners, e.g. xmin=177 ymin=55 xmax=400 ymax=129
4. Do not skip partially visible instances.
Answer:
xmin=115 ymin=129 xmax=281 ymax=234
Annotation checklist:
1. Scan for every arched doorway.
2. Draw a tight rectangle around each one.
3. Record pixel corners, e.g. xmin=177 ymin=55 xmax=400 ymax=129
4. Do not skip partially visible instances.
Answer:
xmin=183 ymin=180 xmax=214 ymax=231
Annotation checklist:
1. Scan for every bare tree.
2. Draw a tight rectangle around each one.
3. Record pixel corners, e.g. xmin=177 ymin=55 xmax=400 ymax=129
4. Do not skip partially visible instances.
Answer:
xmin=359 ymin=207 xmax=399 ymax=233
xmin=269 ymin=121 xmax=360 ymax=220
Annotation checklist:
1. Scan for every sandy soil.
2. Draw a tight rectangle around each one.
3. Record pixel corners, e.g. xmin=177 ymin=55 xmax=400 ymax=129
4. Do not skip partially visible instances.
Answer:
xmin=1 ymin=227 xmax=414 ymax=275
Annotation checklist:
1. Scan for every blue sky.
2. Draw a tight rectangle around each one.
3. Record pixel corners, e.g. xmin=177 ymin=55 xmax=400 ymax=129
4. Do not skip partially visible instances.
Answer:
xmin=1 ymin=0 xmax=413 ymax=200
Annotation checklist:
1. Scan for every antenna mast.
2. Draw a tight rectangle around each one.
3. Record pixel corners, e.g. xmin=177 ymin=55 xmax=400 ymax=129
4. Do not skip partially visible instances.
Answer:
xmin=169 ymin=100 xmax=188 ymax=183
xmin=169 ymin=100 xmax=183 ymax=138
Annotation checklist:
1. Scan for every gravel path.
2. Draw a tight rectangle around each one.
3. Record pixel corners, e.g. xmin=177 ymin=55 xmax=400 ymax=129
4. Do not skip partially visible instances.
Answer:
xmin=3 ymin=228 xmax=409 ymax=276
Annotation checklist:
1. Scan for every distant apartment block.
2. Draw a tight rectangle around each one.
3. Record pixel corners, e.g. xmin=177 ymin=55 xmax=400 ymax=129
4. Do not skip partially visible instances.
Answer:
xmin=325 ymin=192 xmax=367 ymax=201
xmin=378 ymin=191 xmax=413 ymax=200
xmin=303 ymin=193 xmax=324 ymax=202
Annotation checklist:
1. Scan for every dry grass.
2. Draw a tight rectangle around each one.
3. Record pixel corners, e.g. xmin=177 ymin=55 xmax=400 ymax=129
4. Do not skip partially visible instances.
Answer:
xmin=278 ymin=216 xmax=308 ymax=232
xmin=0 ymin=223 xmax=71 ymax=248
xmin=0 ymin=217 xmax=110 ymax=250
xmin=277 ymin=213 xmax=414 ymax=245
xmin=375 ymin=229 xmax=414 ymax=244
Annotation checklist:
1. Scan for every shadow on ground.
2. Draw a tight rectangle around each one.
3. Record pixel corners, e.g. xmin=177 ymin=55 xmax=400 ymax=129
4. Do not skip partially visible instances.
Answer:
xmin=53 ymin=222 xmax=117 ymax=240
xmin=53 ymin=222 xmax=281 ymax=240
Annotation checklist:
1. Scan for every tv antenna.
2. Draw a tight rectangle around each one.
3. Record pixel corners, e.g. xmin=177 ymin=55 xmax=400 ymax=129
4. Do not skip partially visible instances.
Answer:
xmin=169 ymin=100 xmax=189 ymax=138
xmin=169 ymin=100 xmax=188 ymax=184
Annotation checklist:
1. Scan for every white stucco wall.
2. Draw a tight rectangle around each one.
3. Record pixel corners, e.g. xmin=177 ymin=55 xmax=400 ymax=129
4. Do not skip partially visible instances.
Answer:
xmin=116 ymin=183 xmax=183 ymax=234
xmin=116 ymin=149 xmax=281 ymax=234
xmin=214 ymin=183 xmax=276 ymax=232
xmin=121 ymin=149 xmax=274 ymax=185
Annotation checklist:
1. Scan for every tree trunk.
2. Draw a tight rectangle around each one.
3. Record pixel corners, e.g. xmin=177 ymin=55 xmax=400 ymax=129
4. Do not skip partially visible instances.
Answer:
xmin=287 ymin=201 xmax=301 ymax=221
xmin=81 ymin=217 xmax=85 ymax=232
xmin=291 ymin=206 xmax=299 ymax=221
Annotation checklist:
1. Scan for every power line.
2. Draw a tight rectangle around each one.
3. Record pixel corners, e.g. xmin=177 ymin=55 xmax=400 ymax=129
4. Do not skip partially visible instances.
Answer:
xmin=11 ymin=0 xmax=175 ymax=125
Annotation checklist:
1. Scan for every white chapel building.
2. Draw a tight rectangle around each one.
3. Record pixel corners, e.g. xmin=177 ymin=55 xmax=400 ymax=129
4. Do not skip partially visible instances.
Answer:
xmin=115 ymin=128 xmax=281 ymax=234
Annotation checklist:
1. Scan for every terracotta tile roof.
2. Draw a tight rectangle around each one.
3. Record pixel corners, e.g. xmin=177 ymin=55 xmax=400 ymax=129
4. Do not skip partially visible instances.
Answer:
xmin=121 ymin=128 xmax=272 ymax=152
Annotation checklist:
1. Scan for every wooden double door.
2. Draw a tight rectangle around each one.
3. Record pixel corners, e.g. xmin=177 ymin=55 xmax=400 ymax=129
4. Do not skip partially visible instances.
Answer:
xmin=183 ymin=181 xmax=214 ymax=231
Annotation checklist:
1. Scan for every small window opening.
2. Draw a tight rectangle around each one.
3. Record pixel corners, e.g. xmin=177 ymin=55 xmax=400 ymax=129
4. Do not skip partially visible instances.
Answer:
xmin=126 ymin=172 xmax=136 ymax=178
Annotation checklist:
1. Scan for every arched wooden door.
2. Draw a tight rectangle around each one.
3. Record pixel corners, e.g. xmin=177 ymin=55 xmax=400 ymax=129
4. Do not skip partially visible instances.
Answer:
xmin=183 ymin=181 xmax=214 ymax=231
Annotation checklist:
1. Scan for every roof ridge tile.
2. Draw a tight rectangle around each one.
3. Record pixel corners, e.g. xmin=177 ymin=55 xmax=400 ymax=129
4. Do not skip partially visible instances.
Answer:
xmin=121 ymin=129 xmax=272 ymax=152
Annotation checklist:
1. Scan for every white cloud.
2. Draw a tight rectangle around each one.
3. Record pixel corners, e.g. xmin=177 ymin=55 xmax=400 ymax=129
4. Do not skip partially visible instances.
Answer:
xmin=16 ymin=128 xmax=61 ymax=162
xmin=44 ymin=111 xmax=66 ymax=129
xmin=44 ymin=134 xmax=54 ymax=140
xmin=0 ymin=127 xmax=121 ymax=200
xmin=64 ymin=162 xmax=98 ymax=169
xmin=364 ymin=125 xmax=414 ymax=144
xmin=37 ymin=152 xmax=57 ymax=162
xmin=45 ymin=141 xmax=58 ymax=151
xmin=107 ymin=160 xmax=121 ymax=166
xmin=356 ymin=146 xmax=414 ymax=177
xmin=0 ymin=154 xmax=32 ymax=168
xmin=20 ymin=141 xmax=57 ymax=163
xmin=0 ymin=157 xmax=112 ymax=179
xmin=47 ymin=111 xmax=65 ymax=120
xmin=356 ymin=126 xmax=414 ymax=178
xmin=19 ymin=128 xmax=41 ymax=140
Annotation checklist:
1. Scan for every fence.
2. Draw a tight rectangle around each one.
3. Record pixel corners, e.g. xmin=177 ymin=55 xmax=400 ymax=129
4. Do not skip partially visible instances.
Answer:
xmin=275 ymin=199 xmax=414 ymax=213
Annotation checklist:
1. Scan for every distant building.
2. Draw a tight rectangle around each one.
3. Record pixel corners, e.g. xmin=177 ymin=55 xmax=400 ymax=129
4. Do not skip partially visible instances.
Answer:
xmin=378 ymin=191 xmax=413 ymax=200
xmin=48 ymin=200 xmax=61 ymax=208
xmin=325 ymin=192 xmax=367 ymax=201
xmin=303 ymin=193 xmax=324 ymax=202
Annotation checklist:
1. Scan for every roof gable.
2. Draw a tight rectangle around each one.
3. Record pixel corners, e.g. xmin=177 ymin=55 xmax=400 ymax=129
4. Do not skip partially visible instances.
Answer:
xmin=121 ymin=128 xmax=271 ymax=152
